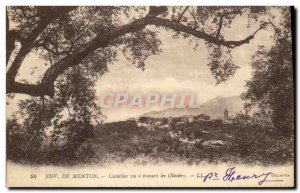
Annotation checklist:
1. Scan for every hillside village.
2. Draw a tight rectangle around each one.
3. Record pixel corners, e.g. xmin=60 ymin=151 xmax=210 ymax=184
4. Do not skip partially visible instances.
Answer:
xmin=128 ymin=108 xmax=232 ymax=148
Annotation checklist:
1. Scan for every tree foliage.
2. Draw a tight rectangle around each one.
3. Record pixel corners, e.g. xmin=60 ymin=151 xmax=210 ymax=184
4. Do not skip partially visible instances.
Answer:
xmin=242 ymin=7 xmax=293 ymax=135
xmin=7 ymin=6 xmax=277 ymax=97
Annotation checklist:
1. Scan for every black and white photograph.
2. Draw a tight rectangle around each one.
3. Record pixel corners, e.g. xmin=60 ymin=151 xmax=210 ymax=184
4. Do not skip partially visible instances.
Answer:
xmin=5 ymin=5 xmax=295 ymax=188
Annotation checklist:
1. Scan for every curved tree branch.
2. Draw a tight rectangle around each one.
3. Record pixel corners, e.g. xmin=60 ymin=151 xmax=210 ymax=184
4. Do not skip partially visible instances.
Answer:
xmin=6 ymin=7 xmax=77 ymax=82
xmin=177 ymin=6 xmax=189 ymax=22
xmin=148 ymin=17 xmax=268 ymax=48
xmin=216 ymin=15 xmax=225 ymax=39
xmin=6 ymin=6 xmax=273 ymax=97
xmin=215 ymin=10 xmax=242 ymax=39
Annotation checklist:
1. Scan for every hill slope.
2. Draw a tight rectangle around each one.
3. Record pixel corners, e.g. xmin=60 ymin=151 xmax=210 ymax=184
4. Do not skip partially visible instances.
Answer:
xmin=140 ymin=96 xmax=244 ymax=119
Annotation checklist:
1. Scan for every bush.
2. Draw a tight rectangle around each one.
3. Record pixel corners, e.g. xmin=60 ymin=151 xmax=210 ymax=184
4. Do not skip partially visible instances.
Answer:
xmin=229 ymin=123 xmax=294 ymax=165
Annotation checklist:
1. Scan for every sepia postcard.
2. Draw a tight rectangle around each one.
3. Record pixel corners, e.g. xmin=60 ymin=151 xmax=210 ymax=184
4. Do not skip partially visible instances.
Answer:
xmin=6 ymin=6 xmax=295 ymax=188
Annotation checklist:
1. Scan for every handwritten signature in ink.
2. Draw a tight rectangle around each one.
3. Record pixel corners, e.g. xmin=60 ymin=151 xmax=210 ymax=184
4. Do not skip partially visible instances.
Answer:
xmin=203 ymin=167 xmax=273 ymax=185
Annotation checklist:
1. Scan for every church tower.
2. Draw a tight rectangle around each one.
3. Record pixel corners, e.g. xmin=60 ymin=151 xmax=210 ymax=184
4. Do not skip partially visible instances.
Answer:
xmin=224 ymin=108 xmax=228 ymax=120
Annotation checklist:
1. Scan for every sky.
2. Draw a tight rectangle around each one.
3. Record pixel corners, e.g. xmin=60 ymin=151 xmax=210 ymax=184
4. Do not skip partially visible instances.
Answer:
xmin=6 ymin=9 xmax=278 ymax=122
xmin=94 ymin=13 xmax=276 ymax=122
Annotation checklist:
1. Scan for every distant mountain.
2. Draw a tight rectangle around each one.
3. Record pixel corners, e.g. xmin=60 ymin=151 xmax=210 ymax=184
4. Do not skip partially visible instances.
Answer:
xmin=139 ymin=96 xmax=244 ymax=119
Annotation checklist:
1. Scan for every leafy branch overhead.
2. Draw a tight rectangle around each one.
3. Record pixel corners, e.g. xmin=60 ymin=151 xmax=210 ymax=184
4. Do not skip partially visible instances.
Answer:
xmin=7 ymin=6 xmax=275 ymax=97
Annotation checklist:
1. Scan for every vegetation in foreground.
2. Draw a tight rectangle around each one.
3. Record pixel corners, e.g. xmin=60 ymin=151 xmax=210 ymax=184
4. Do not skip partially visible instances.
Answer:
xmin=7 ymin=119 xmax=294 ymax=166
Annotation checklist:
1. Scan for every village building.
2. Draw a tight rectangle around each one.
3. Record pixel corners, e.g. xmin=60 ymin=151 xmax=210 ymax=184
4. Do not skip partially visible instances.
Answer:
xmin=175 ymin=121 xmax=185 ymax=128
xmin=224 ymin=108 xmax=229 ymax=120
xmin=182 ymin=115 xmax=194 ymax=123
xmin=194 ymin=114 xmax=210 ymax=121
xmin=136 ymin=109 xmax=231 ymax=131
xmin=154 ymin=120 xmax=162 ymax=127
xmin=210 ymin=119 xmax=223 ymax=124
xmin=223 ymin=108 xmax=232 ymax=124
